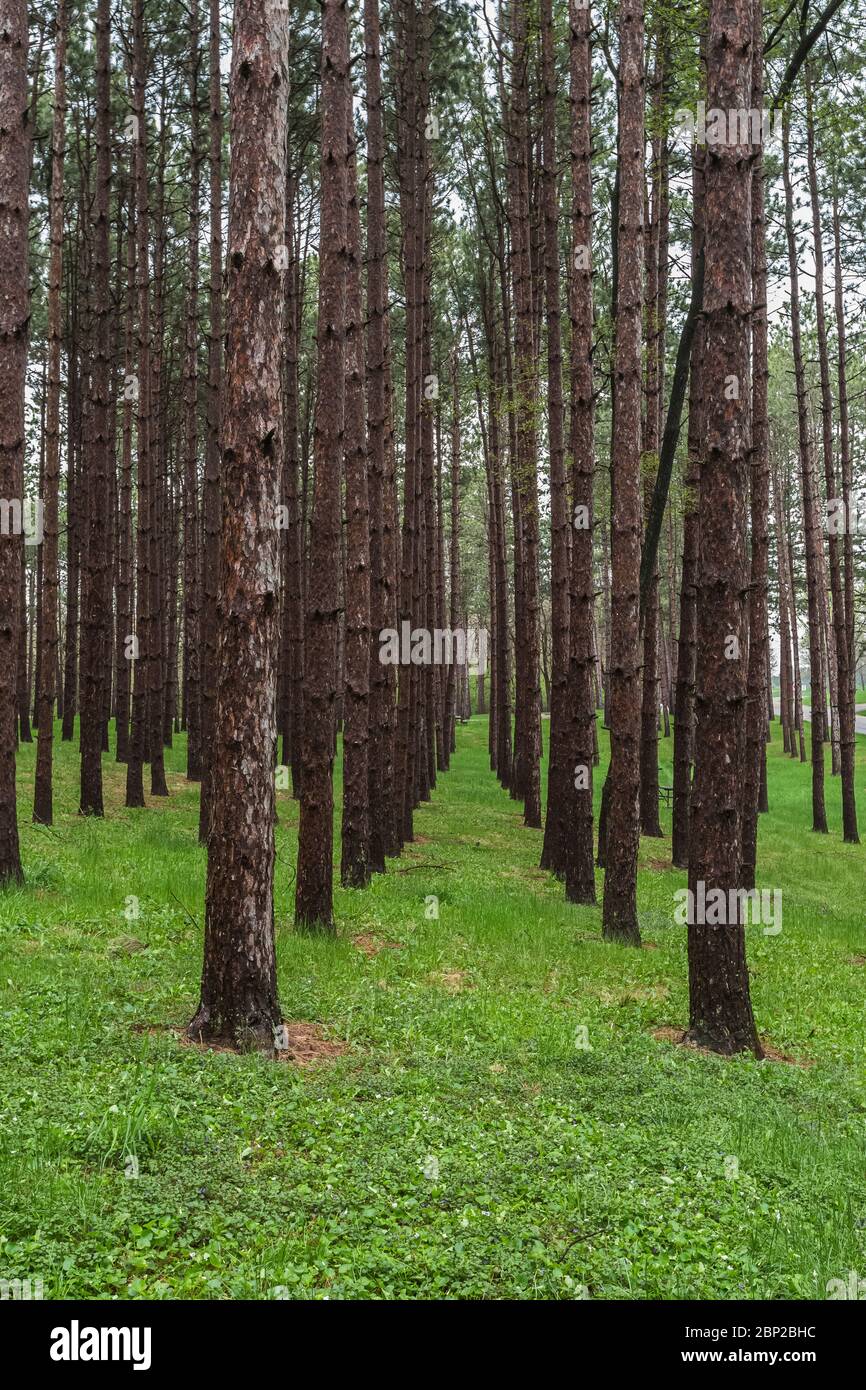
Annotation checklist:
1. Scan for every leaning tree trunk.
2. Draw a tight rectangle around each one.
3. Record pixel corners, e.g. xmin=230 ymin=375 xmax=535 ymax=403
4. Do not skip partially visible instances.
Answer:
xmin=0 ymin=0 xmax=28 ymax=885
xmin=602 ymin=0 xmax=644 ymax=945
xmin=34 ymin=0 xmax=67 ymax=826
xmin=686 ymin=0 xmax=761 ymax=1056
xmin=295 ymin=0 xmax=349 ymax=931
xmin=188 ymin=0 xmax=289 ymax=1047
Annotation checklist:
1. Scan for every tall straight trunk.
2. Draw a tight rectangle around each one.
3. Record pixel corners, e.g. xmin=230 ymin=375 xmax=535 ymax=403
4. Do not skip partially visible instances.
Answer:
xmin=686 ymin=0 xmax=761 ymax=1056
xmin=563 ymin=0 xmax=595 ymax=905
xmin=126 ymin=0 xmax=150 ymax=809
xmin=341 ymin=95 xmax=371 ymax=888
xmin=295 ymin=0 xmax=349 ymax=930
xmin=395 ymin=0 xmax=421 ymax=846
xmin=639 ymin=47 xmax=663 ymax=839
xmin=114 ymin=185 xmax=135 ymax=765
xmin=508 ymin=0 xmax=542 ymax=828
xmin=189 ymin=0 xmax=289 ymax=1047
xmin=34 ymin=0 xmax=67 ymax=825
xmin=79 ymin=0 xmax=112 ymax=817
xmin=184 ymin=0 xmax=202 ymax=781
xmin=279 ymin=170 xmax=303 ymax=795
xmin=782 ymin=112 xmax=827 ymax=834
xmin=806 ymin=80 xmax=857 ymax=840
xmin=443 ymin=353 xmax=461 ymax=764
xmin=672 ymin=137 xmax=704 ymax=872
xmin=17 ymin=564 xmax=31 ymax=741
xmin=364 ymin=0 xmax=395 ymax=869
xmin=147 ymin=102 xmax=169 ymax=796
xmin=198 ymin=0 xmax=223 ymax=842
xmin=0 ymin=0 xmax=27 ymax=882
xmin=741 ymin=7 xmax=770 ymax=889
xmin=61 ymin=318 xmax=80 ymax=742
xmin=538 ymin=0 xmax=569 ymax=874
xmin=602 ymin=0 xmax=644 ymax=944
xmin=786 ymin=529 xmax=806 ymax=762
xmin=831 ymin=187 xmax=855 ymax=756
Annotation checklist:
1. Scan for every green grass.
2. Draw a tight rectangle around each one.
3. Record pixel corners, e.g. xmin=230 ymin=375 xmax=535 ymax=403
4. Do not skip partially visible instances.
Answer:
xmin=0 ymin=715 xmax=864 ymax=1300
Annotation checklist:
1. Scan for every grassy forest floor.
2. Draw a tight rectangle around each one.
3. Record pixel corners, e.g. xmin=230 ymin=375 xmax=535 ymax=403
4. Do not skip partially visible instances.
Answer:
xmin=1 ymin=715 xmax=864 ymax=1299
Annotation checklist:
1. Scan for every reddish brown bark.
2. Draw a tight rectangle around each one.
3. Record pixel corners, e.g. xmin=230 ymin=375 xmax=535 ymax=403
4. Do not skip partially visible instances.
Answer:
xmin=33 ymin=0 xmax=67 ymax=826
xmin=686 ymin=0 xmax=761 ymax=1056
xmin=79 ymin=0 xmax=112 ymax=817
xmin=602 ymin=0 xmax=644 ymax=945
xmin=183 ymin=0 xmax=202 ymax=782
xmin=340 ymin=95 xmax=371 ymax=888
xmin=805 ymin=76 xmax=857 ymax=842
xmin=782 ymin=110 xmax=827 ymax=834
xmin=741 ymin=10 xmax=771 ymax=889
xmin=538 ymin=0 xmax=569 ymax=875
xmin=0 ymin=0 xmax=28 ymax=883
xmin=295 ymin=0 xmax=349 ymax=930
xmin=198 ymin=0 xmax=223 ymax=842
xmin=189 ymin=0 xmax=289 ymax=1046
xmin=563 ymin=0 xmax=595 ymax=906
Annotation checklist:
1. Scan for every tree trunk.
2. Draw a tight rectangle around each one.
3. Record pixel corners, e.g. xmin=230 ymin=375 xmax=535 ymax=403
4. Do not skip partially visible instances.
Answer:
xmin=34 ymin=0 xmax=67 ymax=826
xmin=806 ymin=77 xmax=857 ymax=840
xmin=79 ymin=0 xmax=112 ymax=817
xmin=672 ymin=136 xmax=704 ymax=873
xmin=340 ymin=93 xmax=371 ymax=888
xmin=563 ymin=0 xmax=595 ymax=906
xmin=686 ymin=0 xmax=761 ymax=1056
xmin=295 ymin=0 xmax=349 ymax=930
xmin=189 ymin=0 xmax=289 ymax=1047
xmin=0 ymin=0 xmax=27 ymax=883
xmin=183 ymin=0 xmax=202 ymax=782
xmin=741 ymin=9 xmax=771 ymax=889
xmin=602 ymin=0 xmax=644 ymax=944
xmin=198 ymin=0 xmax=223 ymax=842
xmin=126 ymin=0 xmax=151 ymax=810
xmin=782 ymin=110 xmax=827 ymax=833
xmin=538 ymin=0 xmax=569 ymax=875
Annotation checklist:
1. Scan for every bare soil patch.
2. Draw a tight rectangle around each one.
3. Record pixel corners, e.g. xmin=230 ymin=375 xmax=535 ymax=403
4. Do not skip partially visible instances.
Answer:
xmin=651 ymin=1025 xmax=811 ymax=1067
